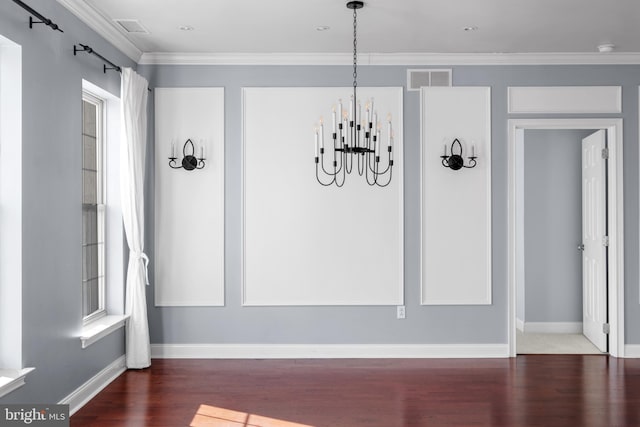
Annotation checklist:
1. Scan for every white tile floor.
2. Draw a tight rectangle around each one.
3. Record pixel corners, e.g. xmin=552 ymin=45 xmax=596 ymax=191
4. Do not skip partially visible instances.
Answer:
xmin=516 ymin=330 xmax=604 ymax=354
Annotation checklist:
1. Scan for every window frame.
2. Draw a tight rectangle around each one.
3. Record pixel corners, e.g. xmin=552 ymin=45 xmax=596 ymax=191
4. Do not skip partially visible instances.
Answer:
xmin=82 ymin=90 xmax=107 ymax=324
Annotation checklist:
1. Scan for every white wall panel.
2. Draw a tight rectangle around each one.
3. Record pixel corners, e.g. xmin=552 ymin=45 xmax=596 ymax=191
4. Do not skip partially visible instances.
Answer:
xmin=243 ymin=87 xmax=403 ymax=306
xmin=508 ymin=86 xmax=621 ymax=114
xmin=154 ymin=88 xmax=225 ymax=306
xmin=421 ymin=87 xmax=492 ymax=305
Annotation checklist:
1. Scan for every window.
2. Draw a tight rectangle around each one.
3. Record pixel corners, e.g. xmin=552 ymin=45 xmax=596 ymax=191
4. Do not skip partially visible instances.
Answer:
xmin=79 ymin=80 xmax=127 ymax=349
xmin=0 ymin=33 xmax=34 ymax=398
xmin=82 ymin=92 xmax=106 ymax=322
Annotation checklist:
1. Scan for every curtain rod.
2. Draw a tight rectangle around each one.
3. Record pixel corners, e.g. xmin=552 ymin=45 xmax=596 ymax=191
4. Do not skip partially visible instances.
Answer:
xmin=11 ymin=0 xmax=63 ymax=32
xmin=74 ymin=44 xmax=122 ymax=74
xmin=73 ymin=43 xmax=152 ymax=91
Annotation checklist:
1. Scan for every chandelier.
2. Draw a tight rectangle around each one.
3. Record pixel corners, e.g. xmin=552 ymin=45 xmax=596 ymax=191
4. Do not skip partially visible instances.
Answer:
xmin=314 ymin=1 xmax=394 ymax=187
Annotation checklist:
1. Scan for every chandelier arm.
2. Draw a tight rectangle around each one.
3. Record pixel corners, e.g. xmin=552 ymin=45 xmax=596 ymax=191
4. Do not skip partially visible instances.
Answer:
xmin=365 ymin=158 xmax=377 ymax=186
xmin=375 ymin=167 xmax=393 ymax=187
xmin=319 ymin=131 xmax=348 ymax=176
xmin=367 ymin=150 xmax=378 ymax=174
xmin=345 ymin=150 xmax=353 ymax=174
xmin=367 ymin=146 xmax=384 ymax=175
xmin=335 ymin=157 xmax=347 ymax=187
xmin=316 ymin=162 xmax=336 ymax=186
xmin=320 ymin=162 xmax=341 ymax=176
xmin=374 ymin=161 xmax=392 ymax=176
xmin=334 ymin=130 xmax=346 ymax=174
xmin=319 ymin=150 xmax=340 ymax=176
xmin=375 ymin=149 xmax=394 ymax=175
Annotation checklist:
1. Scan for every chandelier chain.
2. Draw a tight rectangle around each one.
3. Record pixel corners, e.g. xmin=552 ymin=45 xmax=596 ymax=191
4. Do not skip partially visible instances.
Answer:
xmin=352 ymin=6 xmax=357 ymax=91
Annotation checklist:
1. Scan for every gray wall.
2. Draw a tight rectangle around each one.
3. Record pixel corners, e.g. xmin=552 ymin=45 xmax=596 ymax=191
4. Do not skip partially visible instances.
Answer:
xmin=138 ymin=64 xmax=640 ymax=346
xmin=0 ymin=0 xmax=134 ymax=404
xmin=524 ymin=129 xmax=592 ymax=323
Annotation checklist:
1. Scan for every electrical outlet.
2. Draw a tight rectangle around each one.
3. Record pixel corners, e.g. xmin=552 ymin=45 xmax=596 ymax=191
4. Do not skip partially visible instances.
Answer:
xmin=396 ymin=305 xmax=406 ymax=319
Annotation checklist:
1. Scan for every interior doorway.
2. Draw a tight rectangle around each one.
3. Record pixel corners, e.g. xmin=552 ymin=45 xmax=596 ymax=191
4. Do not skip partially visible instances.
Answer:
xmin=508 ymin=119 xmax=624 ymax=358
xmin=515 ymin=128 xmax=606 ymax=354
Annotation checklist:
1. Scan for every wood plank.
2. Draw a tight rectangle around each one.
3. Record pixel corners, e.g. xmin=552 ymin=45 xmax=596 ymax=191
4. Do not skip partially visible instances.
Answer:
xmin=71 ymin=356 xmax=640 ymax=427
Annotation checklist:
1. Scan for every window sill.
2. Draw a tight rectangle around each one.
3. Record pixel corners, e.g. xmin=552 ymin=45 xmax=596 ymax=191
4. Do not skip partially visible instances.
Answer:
xmin=81 ymin=314 xmax=129 ymax=349
xmin=0 ymin=367 xmax=35 ymax=398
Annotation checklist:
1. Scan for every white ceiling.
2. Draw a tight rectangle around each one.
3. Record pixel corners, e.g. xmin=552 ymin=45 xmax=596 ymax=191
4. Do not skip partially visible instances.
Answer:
xmin=58 ymin=0 xmax=640 ymax=63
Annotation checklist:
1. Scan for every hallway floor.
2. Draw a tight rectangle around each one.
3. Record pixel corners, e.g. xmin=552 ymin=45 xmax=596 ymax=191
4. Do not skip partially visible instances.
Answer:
xmin=516 ymin=329 xmax=603 ymax=354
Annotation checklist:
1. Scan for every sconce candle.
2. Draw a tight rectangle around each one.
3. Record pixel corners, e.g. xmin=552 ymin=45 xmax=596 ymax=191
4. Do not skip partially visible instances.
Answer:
xmin=440 ymin=138 xmax=477 ymax=171
xmin=168 ymin=138 xmax=206 ymax=171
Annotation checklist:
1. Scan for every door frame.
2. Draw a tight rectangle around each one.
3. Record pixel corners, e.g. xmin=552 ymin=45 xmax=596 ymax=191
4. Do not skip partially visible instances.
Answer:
xmin=508 ymin=118 xmax=624 ymax=357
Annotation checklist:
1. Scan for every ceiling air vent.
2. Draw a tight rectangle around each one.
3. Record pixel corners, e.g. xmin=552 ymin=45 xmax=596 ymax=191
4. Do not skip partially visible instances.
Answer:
xmin=113 ymin=19 xmax=149 ymax=34
xmin=407 ymin=69 xmax=452 ymax=91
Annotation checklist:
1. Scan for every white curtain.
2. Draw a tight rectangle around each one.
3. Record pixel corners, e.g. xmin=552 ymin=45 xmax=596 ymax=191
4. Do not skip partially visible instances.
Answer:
xmin=120 ymin=67 xmax=151 ymax=369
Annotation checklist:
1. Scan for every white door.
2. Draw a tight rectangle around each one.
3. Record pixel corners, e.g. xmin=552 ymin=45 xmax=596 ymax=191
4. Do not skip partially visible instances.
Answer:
xmin=581 ymin=130 xmax=607 ymax=352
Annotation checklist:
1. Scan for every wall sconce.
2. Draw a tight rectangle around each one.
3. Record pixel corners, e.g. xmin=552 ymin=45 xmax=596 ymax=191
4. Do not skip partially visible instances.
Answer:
xmin=169 ymin=139 xmax=206 ymax=171
xmin=440 ymin=138 xmax=477 ymax=170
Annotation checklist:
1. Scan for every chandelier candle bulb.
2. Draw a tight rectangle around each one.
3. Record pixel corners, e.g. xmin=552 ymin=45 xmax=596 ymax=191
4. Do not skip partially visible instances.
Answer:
xmin=332 ymin=107 xmax=336 ymax=133
xmin=171 ymin=141 xmax=176 ymax=158
xmin=472 ymin=144 xmax=475 ymax=157
xmin=319 ymin=118 xmax=324 ymax=149
xmin=314 ymin=129 xmax=319 ymax=157
xmin=349 ymin=96 xmax=353 ymax=121
xmin=343 ymin=110 xmax=348 ymax=135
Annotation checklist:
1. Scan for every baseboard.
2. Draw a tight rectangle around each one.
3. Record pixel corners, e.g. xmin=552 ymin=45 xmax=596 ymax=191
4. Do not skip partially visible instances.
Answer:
xmin=624 ymin=345 xmax=640 ymax=358
xmin=151 ymin=344 xmax=509 ymax=359
xmin=524 ymin=322 xmax=582 ymax=334
xmin=59 ymin=355 xmax=126 ymax=416
xmin=516 ymin=318 xmax=524 ymax=332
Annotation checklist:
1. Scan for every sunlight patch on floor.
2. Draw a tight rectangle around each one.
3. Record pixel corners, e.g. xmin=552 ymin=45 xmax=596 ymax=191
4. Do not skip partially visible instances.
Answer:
xmin=190 ymin=404 xmax=315 ymax=427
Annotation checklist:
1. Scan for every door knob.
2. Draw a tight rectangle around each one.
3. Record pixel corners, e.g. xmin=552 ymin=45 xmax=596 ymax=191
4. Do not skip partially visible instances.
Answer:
xmin=578 ymin=244 xmax=585 ymax=251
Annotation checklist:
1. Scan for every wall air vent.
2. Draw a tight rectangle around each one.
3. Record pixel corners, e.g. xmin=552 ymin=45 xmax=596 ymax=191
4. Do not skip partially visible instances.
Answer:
xmin=113 ymin=19 xmax=149 ymax=34
xmin=407 ymin=69 xmax=452 ymax=91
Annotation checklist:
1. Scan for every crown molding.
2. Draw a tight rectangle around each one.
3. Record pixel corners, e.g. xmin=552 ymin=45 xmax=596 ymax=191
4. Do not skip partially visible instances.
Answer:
xmin=139 ymin=51 xmax=640 ymax=66
xmin=56 ymin=0 xmax=142 ymax=63
xmin=138 ymin=52 xmax=354 ymax=66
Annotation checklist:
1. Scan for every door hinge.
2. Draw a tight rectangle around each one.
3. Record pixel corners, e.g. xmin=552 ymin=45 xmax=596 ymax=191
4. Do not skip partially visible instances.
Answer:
xmin=602 ymin=148 xmax=609 ymax=159
xmin=603 ymin=236 xmax=610 ymax=247
xmin=603 ymin=323 xmax=610 ymax=334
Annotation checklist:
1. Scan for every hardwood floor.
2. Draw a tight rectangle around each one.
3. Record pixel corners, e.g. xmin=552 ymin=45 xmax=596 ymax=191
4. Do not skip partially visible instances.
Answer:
xmin=71 ymin=356 xmax=640 ymax=427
